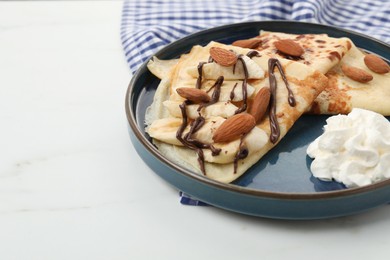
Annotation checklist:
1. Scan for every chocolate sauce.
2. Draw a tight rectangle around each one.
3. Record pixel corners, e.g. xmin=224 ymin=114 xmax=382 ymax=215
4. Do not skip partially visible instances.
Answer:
xmin=268 ymin=58 xmax=296 ymax=144
xmin=233 ymin=134 xmax=249 ymax=173
xmin=234 ymin=55 xmax=249 ymax=114
xmin=198 ymin=76 xmax=224 ymax=111
xmin=246 ymin=50 xmax=261 ymax=59
xmin=176 ymin=102 xmax=190 ymax=141
xmin=230 ymin=53 xmax=254 ymax=169
xmin=176 ymin=102 xmax=204 ymax=173
xmin=187 ymin=116 xmax=205 ymax=134
xmin=230 ymin=82 xmax=238 ymax=100
xmin=196 ymin=62 xmax=207 ymax=89
xmin=176 ymin=100 xmax=222 ymax=175
xmin=233 ymin=61 xmax=237 ymax=74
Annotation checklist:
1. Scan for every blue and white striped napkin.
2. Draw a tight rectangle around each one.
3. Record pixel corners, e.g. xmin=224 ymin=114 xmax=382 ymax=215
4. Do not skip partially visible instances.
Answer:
xmin=121 ymin=0 xmax=390 ymax=205
xmin=121 ymin=0 xmax=390 ymax=74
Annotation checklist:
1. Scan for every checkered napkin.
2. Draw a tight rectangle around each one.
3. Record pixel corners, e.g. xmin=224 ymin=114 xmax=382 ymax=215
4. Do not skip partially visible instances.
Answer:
xmin=121 ymin=0 xmax=390 ymax=205
xmin=121 ymin=0 xmax=390 ymax=74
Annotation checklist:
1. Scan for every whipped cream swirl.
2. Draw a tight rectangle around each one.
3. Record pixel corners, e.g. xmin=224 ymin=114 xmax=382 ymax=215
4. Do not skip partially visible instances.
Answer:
xmin=307 ymin=108 xmax=390 ymax=188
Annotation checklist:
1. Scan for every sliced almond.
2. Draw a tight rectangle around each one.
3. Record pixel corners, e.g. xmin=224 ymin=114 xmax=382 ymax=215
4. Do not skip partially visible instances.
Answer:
xmin=274 ymin=39 xmax=304 ymax=57
xmin=341 ymin=64 xmax=373 ymax=83
xmin=213 ymin=113 xmax=256 ymax=143
xmin=249 ymin=87 xmax=271 ymax=123
xmin=209 ymin=47 xmax=238 ymax=67
xmin=364 ymin=54 xmax=390 ymax=74
xmin=176 ymin=88 xmax=210 ymax=103
xmin=232 ymin=38 xmax=262 ymax=49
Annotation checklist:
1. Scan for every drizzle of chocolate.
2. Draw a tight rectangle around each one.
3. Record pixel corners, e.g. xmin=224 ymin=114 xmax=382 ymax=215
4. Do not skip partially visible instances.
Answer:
xmin=198 ymin=76 xmax=224 ymax=111
xmin=182 ymin=60 xmax=226 ymax=174
xmin=184 ymin=116 xmax=221 ymax=156
xmin=176 ymin=99 xmax=222 ymax=175
xmin=230 ymin=82 xmax=238 ymax=100
xmin=229 ymin=51 xmax=258 ymax=102
xmin=196 ymin=62 xmax=207 ymax=89
xmin=246 ymin=50 xmax=261 ymax=59
xmin=233 ymin=134 xmax=249 ymax=173
xmin=234 ymin=55 xmax=249 ymax=114
xmin=187 ymin=116 xmax=205 ymax=133
xmin=268 ymin=58 xmax=296 ymax=144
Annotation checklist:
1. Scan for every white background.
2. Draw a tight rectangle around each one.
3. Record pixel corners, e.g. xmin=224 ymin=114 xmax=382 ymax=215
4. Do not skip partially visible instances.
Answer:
xmin=0 ymin=1 xmax=390 ymax=259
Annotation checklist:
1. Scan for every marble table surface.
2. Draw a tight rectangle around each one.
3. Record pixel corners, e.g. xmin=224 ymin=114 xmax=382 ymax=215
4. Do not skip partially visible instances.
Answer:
xmin=1 ymin=1 xmax=390 ymax=259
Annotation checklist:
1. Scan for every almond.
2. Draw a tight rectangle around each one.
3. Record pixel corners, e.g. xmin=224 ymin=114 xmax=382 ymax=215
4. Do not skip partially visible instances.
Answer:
xmin=364 ymin=54 xmax=390 ymax=74
xmin=213 ymin=113 xmax=256 ymax=143
xmin=209 ymin=47 xmax=237 ymax=67
xmin=274 ymin=39 xmax=304 ymax=57
xmin=341 ymin=64 xmax=373 ymax=83
xmin=176 ymin=88 xmax=210 ymax=103
xmin=249 ymin=87 xmax=271 ymax=123
xmin=232 ymin=38 xmax=262 ymax=49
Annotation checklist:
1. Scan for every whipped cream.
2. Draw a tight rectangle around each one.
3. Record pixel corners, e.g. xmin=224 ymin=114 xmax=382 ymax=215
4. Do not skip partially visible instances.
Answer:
xmin=307 ymin=108 xmax=390 ymax=188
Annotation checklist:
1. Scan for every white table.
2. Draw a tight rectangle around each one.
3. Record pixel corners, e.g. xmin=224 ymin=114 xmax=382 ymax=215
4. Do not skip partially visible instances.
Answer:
xmin=1 ymin=1 xmax=390 ymax=259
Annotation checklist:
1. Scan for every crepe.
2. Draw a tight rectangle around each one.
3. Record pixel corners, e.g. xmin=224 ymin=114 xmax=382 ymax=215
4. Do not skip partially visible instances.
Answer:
xmin=242 ymin=31 xmax=390 ymax=115
xmin=146 ymin=41 xmax=328 ymax=183
xmin=310 ymin=41 xmax=390 ymax=115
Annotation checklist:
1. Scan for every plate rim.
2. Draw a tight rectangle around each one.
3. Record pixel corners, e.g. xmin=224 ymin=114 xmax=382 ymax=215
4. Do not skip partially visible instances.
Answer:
xmin=125 ymin=20 xmax=390 ymax=200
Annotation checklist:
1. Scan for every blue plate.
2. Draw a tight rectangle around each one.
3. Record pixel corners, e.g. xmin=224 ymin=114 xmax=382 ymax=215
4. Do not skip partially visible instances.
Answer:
xmin=125 ymin=21 xmax=390 ymax=219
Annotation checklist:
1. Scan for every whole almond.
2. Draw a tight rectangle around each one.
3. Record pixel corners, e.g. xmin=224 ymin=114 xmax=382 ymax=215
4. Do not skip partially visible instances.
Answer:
xmin=274 ymin=39 xmax=304 ymax=57
xmin=249 ymin=87 xmax=271 ymax=123
xmin=213 ymin=113 xmax=256 ymax=143
xmin=341 ymin=64 xmax=373 ymax=83
xmin=232 ymin=38 xmax=262 ymax=49
xmin=176 ymin=88 xmax=210 ymax=103
xmin=364 ymin=54 xmax=390 ymax=74
xmin=209 ymin=47 xmax=237 ymax=67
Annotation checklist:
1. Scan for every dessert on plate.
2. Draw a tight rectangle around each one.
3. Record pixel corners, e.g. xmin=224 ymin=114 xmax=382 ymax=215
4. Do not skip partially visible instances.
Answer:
xmin=146 ymin=41 xmax=329 ymax=183
xmin=144 ymin=31 xmax=389 ymax=185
